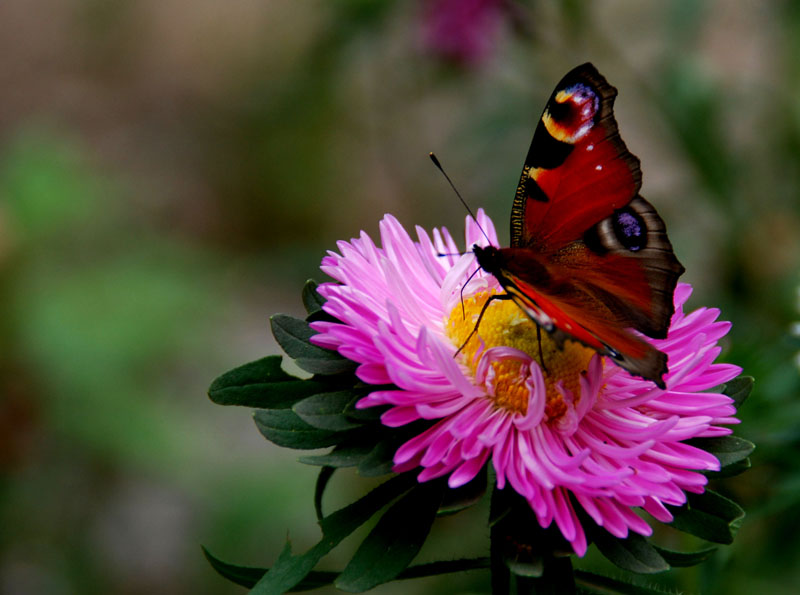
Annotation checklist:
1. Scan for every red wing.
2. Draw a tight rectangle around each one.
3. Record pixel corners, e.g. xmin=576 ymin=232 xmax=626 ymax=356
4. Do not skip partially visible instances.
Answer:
xmin=486 ymin=64 xmax=685 ymax=387
xmin=510 ymin=63 xmax=641 ymax=250
xmin=492 ymin=194 xmax=684 ymax=386
xmin=501 ymin=260 xmax=669 ymax=388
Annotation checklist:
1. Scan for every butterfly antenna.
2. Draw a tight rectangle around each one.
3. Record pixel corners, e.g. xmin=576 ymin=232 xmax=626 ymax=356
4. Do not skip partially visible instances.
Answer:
xmin=429 ymin=153 xmax=491 ymax=244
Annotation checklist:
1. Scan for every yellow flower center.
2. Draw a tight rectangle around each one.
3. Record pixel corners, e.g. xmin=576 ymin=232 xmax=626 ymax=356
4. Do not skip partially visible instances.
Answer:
xmin=446 ymin=290 xmax=595 ymax=419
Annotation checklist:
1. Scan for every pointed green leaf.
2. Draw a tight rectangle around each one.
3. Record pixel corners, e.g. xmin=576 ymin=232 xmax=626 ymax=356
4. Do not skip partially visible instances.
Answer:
xmin=513 ymin=557 xmax=575 ymax=592
xmin=300 ymin=443 xmax=374 ymax=468
xmin=666 ymin=489 xmax=745 ymax=544
xmin=687 ymin=436 xmax=755 ymax=468
xmin=592 ymin=530 xmax=669 ymax=574
xmin=397 ymin=557 xmax=491 ymax=579
xmin=271 ymin=314 xmax=356 ymax=375
xmin=438 ymin=467 xmax=487 ymax=516
xmin=345 ymin=400 xmax=388 ymax=422
xmin=705 ymin=457 xmax=751 ymax=478
xmin=687 ymin=435 xmax=754 ymax=478
xmin=357 ymin=439 xmax=397 ymax=477
xmin=285 ymin=571 xmax=339 ymax=592
xmin=653 ymin=545 xmax=716 ymax=567
xmin=208 ymin=356 xmax=330 ymax=409
xmin=505 ymin=556 xmax=544 ymax=578
xmin=204 ymin=546 xmax=338 ymax=593
xmin=302 ymin=279 xmax=326 ymax=316
xmin=293 ymin=391 xmax=363 ymax=431
xmin=314 ymin=466 xmax=336 ymax=521
xmin=253 ymin=409 xmax=344 ymax=450
xmin=202 ymin=546 xmax=266 ymax=588
xmin=722 ymin=376 xmax=754 ymax=408
xmin=575 ymin=570 xmax=674 ymax=594
xmin=250 ymin=473 xmax=417 ymax=594
xmin=355 ymin=421 xmax=434 ymax=477
xmin=203 ymin=549 xmax=490 ymax=591
xmin=335 ymin=480 xmax=444 ymax=592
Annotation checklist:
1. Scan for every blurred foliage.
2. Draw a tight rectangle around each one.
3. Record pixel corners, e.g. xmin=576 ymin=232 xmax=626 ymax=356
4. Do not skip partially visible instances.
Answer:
xmin=0 ymin=1 xmax=799 ymax=594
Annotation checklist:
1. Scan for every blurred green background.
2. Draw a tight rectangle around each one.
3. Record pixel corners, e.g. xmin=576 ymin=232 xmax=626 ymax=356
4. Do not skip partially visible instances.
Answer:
xmin=1 ymin=1 xmax=798 ymax=593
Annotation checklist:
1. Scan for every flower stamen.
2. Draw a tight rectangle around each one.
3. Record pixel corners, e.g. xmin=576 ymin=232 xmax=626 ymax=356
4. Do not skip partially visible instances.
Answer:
xmin=447 ymin=291 xmax=594 ymax=419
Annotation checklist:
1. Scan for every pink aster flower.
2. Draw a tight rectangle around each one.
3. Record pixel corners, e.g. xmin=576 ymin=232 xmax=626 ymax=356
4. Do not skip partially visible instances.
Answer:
xmin=310 ymin=211 xmax=741 ymax=555
xmin=420 ymin=0 xmax=506 ymax=65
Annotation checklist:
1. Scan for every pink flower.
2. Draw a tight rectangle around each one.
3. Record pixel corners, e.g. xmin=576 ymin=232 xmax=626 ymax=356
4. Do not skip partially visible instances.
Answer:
xmin=420 ymin=0 xmax=506 ymax=65
xmin=310 ymin=212 xmax=741 ymax=555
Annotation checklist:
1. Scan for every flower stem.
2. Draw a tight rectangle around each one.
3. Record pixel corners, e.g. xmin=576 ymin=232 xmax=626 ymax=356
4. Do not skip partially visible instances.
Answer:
xmin=489 ymin=484 xmax=576 ymax=594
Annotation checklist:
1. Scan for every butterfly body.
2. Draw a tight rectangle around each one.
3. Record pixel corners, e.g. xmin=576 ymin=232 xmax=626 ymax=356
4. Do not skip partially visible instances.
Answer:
xmin=475 ymin=64 xmax=684 ymax=388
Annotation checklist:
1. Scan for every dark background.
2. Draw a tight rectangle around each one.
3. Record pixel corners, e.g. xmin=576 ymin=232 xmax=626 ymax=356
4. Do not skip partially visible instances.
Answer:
xmin=1 ymin=1 xmax=798 ymax=593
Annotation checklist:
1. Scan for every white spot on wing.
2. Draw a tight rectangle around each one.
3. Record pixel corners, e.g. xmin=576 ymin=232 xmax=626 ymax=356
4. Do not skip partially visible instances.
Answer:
xmin=595 ymin=165 xmax=603 ymax=171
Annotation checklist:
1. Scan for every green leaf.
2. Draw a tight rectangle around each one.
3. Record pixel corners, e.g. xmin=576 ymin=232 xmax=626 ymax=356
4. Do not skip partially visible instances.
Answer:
xmin=253 ymin=409 xmax=344 ymax=450
xmin=203 ymin=550 xmax=490 ymax=591
xmin=591 ymin=531 xmax=669 ymax=574
xmin=250 ymin=473 xmax=417 ymax=594
xmin=438 ymin=467 xmax=487 ymax=516
xmin=575 ymin=570 xmax=674 ymax=594
xmin=208 ymin=356 xmax=330 ymax=409
xmin=335 ymin=480 xmax=444 ymax=592
xmin=293 ymin=391 xmax=363 ymax=431
xmin=202 ymin=546 xmax=267 ymax=588
xmin=357 ymin=438 xmax=398 ymax=477
xmin=302 ymin=279 xmax=326 ymax=316
xmin=314 ymin=466 xmax=336 ymax=521
xmin=345 ymin=400 xmax=388 ymax=422
xmin=505 ymin=556 xmax=544 ymax=578
xmin=687 ymin=435 xmax=755 ymax=468
xmin=653 ymin=545 xmax=717 ymax=567
xmin=687 ymin=435 xmax=755 ymax=478
xmin=722 ymin=375 xmax=754 ymax=408
xmin=705 ymin=457 xmax=751 ymax=479
xmin=512 ymin=557 xmax=575 ymax=592
xmin=284 ymin=571 xmax=340 ymax=592
xmin=666 ymin=489 xmax=745 ymax=544
xmin=356 ymin=421 xmax=435 ymax=477
xmin=271 ymin=314 xmax=356 ymax=375
xmin=397 ymin=557 xmax=491 ymax=580
xmin=300 ymin=443 xmax=374 ymax=468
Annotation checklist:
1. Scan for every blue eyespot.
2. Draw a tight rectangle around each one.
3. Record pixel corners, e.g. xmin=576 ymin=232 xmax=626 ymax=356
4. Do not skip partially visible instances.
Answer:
xmin=613 ymin=208 xmax=646 ymax=251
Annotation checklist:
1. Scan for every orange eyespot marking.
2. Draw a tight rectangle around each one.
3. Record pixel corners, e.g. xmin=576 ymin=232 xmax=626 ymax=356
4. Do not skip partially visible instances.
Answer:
xmin=542 ymin=83 xmax=599 ymax=144
xmin=554 ymin=89 xmax=573 ymax=103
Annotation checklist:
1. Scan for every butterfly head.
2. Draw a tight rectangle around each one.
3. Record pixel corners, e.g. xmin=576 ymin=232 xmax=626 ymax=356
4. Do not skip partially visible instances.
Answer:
xmin=472 ymin=244 xmax=501 ymax=276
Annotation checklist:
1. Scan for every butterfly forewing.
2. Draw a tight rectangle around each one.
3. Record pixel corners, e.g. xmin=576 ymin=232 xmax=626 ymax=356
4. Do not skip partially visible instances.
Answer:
xmin=510 ymin=64 xmax=642 ymax=250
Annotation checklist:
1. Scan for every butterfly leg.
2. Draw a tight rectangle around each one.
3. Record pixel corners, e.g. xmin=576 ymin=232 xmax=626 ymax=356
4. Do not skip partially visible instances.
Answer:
xmin=536 ymin=324 xmax=549 ymax=374
xmin=459 ymin=266 xmax=483 ymax=320
xmin=454 ymin=293 xmax=513 ymax=357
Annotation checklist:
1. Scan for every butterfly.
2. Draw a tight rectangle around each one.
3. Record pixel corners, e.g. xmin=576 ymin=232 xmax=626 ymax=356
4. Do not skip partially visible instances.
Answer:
xmin=472 ymin=63 xmax=684 ymax=388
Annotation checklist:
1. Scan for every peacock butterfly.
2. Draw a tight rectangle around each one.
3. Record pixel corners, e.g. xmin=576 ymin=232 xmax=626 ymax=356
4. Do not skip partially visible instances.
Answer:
xmin=472 ymin=63 xmax=684 ymax=388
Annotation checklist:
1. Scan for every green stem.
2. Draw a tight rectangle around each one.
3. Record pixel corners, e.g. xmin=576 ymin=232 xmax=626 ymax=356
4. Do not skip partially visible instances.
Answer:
xmin=488 ymin=485 xmax=576 ymax=594
xmin=490 ymin=486 xmax=512 ymax=594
